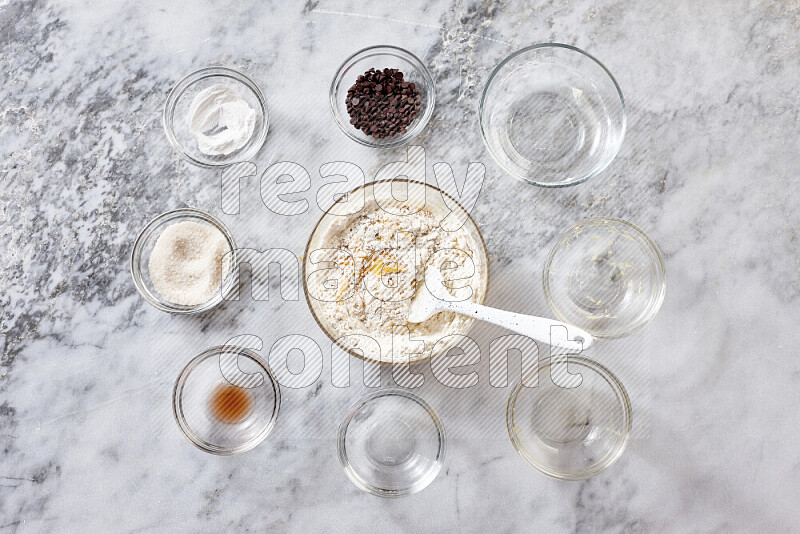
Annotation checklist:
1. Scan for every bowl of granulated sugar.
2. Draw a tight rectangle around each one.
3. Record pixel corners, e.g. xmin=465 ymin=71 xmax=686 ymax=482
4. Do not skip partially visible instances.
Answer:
xmin=130 ymin=208 xmax=238 ymax=314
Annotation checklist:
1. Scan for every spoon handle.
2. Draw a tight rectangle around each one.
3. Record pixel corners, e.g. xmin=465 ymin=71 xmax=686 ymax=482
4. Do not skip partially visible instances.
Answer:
xmin=439 ymin=300 xmax=594 ymax=350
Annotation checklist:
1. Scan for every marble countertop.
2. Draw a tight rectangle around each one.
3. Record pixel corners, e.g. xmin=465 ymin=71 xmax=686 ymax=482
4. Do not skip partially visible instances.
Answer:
xmin=2 ymin=0 xmax=800 ymax=531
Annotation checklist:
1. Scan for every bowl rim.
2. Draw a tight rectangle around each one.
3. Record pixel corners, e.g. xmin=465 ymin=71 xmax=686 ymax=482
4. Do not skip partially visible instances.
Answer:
xmin=301 ymin=179 xmax=491 ymax=366
xmin=506 ymin=354 xmax=632 ymax=480
xmin=337 ymin=388 xmax=446 ymax=497
xmin=542 ymin=216 xmax=667 ymax=338
xmin=163 ymin=65 xmax=269 ymax=168
xmin=328 ymin=44 xmax=436 ymax=149
xmin=130 ymin=207 xmax=238 ymax=314
xmin=172 ymin=345 xmax=281 ymax=455
xmin=479 ymin=42 xmax=627 ymax=188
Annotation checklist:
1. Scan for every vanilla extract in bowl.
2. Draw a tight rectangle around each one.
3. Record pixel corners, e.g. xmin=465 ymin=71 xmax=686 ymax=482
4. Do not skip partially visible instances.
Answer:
xmin=173 ymin=346 xmax=281 ymax=455
xmin=209 ymin=383 xmax=253 ymax=424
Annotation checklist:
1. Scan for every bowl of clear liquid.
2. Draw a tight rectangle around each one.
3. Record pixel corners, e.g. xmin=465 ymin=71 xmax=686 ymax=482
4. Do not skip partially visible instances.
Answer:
xmin=480 ymin=44 xmax=626 ymax=187
xmin=337 ymin=389 xmax=446 ymax=497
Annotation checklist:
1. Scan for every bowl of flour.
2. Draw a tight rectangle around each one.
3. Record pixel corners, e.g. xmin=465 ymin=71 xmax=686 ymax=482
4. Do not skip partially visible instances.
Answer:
xmin=303 ymin=180 xmax=489 ymax=364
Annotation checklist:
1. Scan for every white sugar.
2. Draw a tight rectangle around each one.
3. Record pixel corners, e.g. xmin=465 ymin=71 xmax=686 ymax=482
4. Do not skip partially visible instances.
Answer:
xmin=148 ymin=221 xmax=231 ymax=306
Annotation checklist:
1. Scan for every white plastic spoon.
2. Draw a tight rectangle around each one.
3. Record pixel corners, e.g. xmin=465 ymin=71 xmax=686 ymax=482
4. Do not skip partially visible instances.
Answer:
xmin=408 ymin=268 xmax=594 ymax=350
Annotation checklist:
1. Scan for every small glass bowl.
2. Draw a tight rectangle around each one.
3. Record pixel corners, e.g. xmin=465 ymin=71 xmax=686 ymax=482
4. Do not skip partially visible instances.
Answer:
xmin=163 ymin=66 xmax=269 ymax=167
xmin=329 ymin=45 xmax=435 ymax=148
xmin=130 ymin=208 xmax=238 ymax=314
xmin=173 ymin=346 xmax=281 ymax=455
xmin=338 ymin=389 xmax=446 ymax=497
xmin=507 ymin=355 xmax=632 ymax=480
xmin=480 ymin=43 xmax=626 ymax=187
xmin=543 ymin=217 xmax=666 ymax=338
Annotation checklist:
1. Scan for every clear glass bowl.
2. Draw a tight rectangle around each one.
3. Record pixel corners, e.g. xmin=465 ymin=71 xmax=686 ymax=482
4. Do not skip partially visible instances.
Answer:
xmin=329 ymin=45 xmax=435 ymax=148
xmin=130 ymin=208 xmax=238 ymax=314
xmin=543 ymin=217 xmax=666 ymax=338
xmin=338 ymin=389 xmax=446 ymax=497
xmin=173 ymin=346 xmax=281 ymax=455
xmin=302 ymin=180 xmax=490 ymax=364
xmin=480 ymin=43 xmax=626 ymax=187
xmin=506 ymin=355 xmax=632 ymax=480
xmin=163 ymin=66 xmax=269 ymax=167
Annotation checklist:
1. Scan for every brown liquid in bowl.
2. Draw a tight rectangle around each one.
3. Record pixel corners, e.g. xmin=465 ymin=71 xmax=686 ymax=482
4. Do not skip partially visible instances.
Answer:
xmin=210 ymin=384 xmax=253 ymax=424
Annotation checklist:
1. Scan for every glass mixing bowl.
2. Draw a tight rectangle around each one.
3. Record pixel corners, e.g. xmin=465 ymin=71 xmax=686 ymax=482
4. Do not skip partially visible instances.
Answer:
xmin=480 ymin=43 xmax=626 ymax=187
xmin=338 ymin=389 xmax=446 ymax=497
xmin=506 ymin=355 xmax=632 ymax=480
xmin=163 ymin=66 xmax=269 ymax=168
xmin=302 ymin=179 xmax=490 ymax=364
xmin=329 ymin=45 xmax=435 ymax=148
xmin=130 ymin=208 xmax=238 ymax=314
xmin=173 ymin=346 xmax=281 ymax=455
xmin=543 ymin=217 xmax=666 ymax=338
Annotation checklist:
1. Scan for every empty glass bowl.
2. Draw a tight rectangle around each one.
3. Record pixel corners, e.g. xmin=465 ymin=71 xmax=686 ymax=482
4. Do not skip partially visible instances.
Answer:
xmin=329 ymin=45 xmax=435 ymax=148
xmin=337 ymin=389 xmax=446 ymax=497
xmin=480 ymin=43 xmax=626 ymax=187
xmin=543 ymin=217 xmax=666 ymax=338
xmin=163 ymin=66 xmax=269 ymax=167
xmin=130 ymin=208 xmax=238 ymax=314
xmin=506 ymin=355 xmax=632 ymax=480
xmin=173 ymin=346 xmax=281 ymax=455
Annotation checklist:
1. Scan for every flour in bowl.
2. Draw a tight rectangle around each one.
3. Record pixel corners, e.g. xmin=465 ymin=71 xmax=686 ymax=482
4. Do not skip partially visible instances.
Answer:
xmin=309 ymin=200 xmax=486 ymax=363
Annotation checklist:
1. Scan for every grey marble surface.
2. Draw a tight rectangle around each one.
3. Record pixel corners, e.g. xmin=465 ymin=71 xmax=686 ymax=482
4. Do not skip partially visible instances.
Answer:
xmin=2 ymin=0 xmax=800 ymax=532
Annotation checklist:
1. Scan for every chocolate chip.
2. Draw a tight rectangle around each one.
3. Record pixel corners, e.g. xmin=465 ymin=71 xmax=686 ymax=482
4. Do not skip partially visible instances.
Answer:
xmin=344 ymin=67 xmax=422 ymax=140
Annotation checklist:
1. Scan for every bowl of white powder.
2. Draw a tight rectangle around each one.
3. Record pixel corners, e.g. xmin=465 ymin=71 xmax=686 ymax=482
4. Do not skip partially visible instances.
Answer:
xmin=131 ymin=208 xmax=237 ymax=314
xmin=163 ymin=66 xmax=269 ymax=168
xmin=303 ymin=180 xmax=490 ymax=364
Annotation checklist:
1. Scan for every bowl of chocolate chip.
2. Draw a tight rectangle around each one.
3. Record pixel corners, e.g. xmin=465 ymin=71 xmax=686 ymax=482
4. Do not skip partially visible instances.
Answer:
xmin=329 ymin=45 xmax=435 ymax=148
